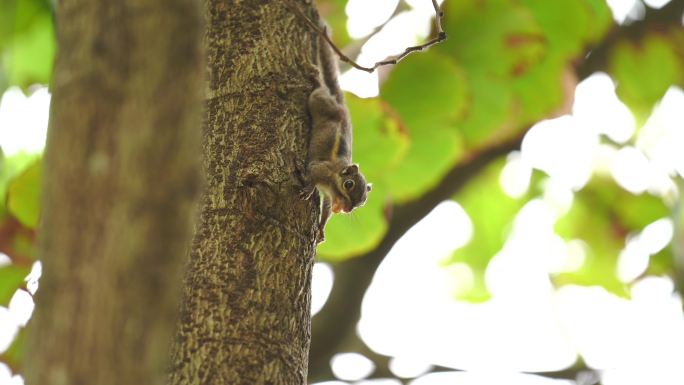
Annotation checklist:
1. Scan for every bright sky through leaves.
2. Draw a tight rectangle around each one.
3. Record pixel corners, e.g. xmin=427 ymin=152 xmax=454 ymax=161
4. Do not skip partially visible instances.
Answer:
xmin=0 ymin=87 xmax=49 ymax=156
xmin=314 ymin=1 xmax=683 ymax=380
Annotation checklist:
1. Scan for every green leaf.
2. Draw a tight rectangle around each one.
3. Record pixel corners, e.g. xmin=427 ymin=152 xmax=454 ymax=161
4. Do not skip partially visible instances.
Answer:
xmin=380 ymin=52 xmax=467 ymax=201
xmin=522 ymin=0 xmax=587 ymax=57
xmin=648 ymin=248 xmax=673 ymax=277
xmin=610 ymin=32 xmax=684 ymax=121
xmin=0 ymin=0 xmax=44 ymax=50
xmin=1 ymin=327 xmax=26 ymax=369
xmin=458 ymin=73 xmax=513 ymax=147
xmin=381 ymin=52 xmax=468 ymax=127
xmin=437 ymin=0 xmax=581 ymax=149
xmin=438 ymin=0 xmax=612 ymax=142
xmin=0 ymin=0 xmax=51 ymax=49
xmin=7 ymin=159 xmax=41 ymax=228
xmin=3 ymin=12 xmax=55 ymax=90
xmin=0 ymin=152 xmax=41 ymax=214
xmin=578 ymin=0 xmax=613 ymax=44
xmin=520 ymin=0 xmax=611 ymax=58
xmin=0 ymin=68 xmax=7 ymax=95
xmin=442 ymin=0 xmax=545 ymax=78
xmin=0 ymin=265 xmax=28 ymax=306
xmin=1 ymin=0 xmax=55 ymax=93
xmin=348 ymin=94 xmax=409 ymax=182
xmin=510 ymin=54 xmax=566 ymax=124
xmin=553 ymin=195 xmax=627 ymax=296
xmin=611 ymin=191 xmax=670 ymax=231
xmin=553 ymin=178 xmax=668 ymax=295
xmin=383 ymin=128 xmax=463 ymax=202
xmin=317 ymin=182 xmax=388 ymax=260
xmin=452 ymin=159 xmax=523 ymax=263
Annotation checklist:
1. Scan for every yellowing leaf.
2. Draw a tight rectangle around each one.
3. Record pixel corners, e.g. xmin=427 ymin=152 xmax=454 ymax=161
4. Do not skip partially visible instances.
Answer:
xmin=521 ymin=0 xmax=611 ymax=58
xmin=442 ymin=0 xmax=545 ymax=78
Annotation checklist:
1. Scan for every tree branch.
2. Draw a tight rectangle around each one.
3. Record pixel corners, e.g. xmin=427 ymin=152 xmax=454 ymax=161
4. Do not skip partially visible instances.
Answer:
xmin=308 ymin=133 xmax=525 ymax=382
xmin=286 ymin=0 xmax=446 ymax=73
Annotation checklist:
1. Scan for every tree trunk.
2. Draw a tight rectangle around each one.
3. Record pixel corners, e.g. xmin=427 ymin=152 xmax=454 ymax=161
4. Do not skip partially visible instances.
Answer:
xmin=24 ymin=1 xmax=204 ymax=384
xmin=167 ymin=1 xmax=320 ymax=384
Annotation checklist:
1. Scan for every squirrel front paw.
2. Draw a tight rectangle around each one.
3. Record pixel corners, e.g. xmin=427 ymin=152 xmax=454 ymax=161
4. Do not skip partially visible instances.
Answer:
xmin=316 ymin=228 xmax=326 ymax=244
xmin=299 ymin=186 xmax=316 ymax=201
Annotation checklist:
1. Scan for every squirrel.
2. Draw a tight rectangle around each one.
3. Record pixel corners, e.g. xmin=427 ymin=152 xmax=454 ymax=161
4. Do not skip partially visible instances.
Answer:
xmin=298 ymin=25 xmax=371 ymax=243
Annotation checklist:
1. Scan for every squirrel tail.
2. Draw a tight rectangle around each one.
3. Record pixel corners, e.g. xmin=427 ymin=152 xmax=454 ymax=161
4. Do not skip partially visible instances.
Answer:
xmin=314 ymin=20 xmax=345 ymax=105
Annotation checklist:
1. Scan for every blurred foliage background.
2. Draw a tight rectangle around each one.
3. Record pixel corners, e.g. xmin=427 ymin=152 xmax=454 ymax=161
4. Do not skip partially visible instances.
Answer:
xmin=1 ymin=0 xmax=683 ymax=384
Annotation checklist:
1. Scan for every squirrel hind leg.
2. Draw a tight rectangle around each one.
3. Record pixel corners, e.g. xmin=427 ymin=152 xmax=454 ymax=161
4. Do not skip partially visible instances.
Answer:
xmin=309 ymin=86 xmax=343 ymax=118
xmin=316 ymin=195 xmax=333 ymax=243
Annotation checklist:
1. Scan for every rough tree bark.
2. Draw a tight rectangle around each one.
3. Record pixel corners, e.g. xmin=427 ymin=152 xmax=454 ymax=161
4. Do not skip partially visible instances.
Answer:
xmin=168 ymin=1 xmax=320 ymax=384
xmin=24 ymin=0 xmax=204 ymax=384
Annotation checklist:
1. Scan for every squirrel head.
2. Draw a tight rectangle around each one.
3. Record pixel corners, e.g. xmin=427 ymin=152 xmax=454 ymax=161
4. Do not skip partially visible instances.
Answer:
xmin=332 ymin=164 xmax=371 ymax=213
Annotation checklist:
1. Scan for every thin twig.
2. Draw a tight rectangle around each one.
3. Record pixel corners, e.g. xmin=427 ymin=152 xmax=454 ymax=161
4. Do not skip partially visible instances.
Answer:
xmin=285 ymin=0 xmax=447 ymax=73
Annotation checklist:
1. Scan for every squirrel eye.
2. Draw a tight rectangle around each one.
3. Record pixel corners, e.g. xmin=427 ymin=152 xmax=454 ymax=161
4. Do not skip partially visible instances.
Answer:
xmin=344 ymin=180 xmax=355 ymax=190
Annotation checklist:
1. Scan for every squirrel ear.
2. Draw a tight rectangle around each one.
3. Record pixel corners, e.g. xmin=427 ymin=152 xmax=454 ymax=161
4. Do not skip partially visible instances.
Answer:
xmin=366 ymin=183 xmax=372 ymax=192
xmin=341 ymin=164 xmax=359 ymax=176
